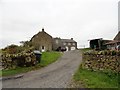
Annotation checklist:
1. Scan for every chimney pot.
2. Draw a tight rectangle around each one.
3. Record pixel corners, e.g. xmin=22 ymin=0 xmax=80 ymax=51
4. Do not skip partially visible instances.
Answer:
xmin=42 ymin=28 xmax=44 ymax=32
xmin=71 ymin=38 xmax=73 ymax=40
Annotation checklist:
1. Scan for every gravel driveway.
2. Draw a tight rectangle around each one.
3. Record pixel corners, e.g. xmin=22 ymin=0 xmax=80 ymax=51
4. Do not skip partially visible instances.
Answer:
xmin=2 ymin=50 xmax=82 ymax=88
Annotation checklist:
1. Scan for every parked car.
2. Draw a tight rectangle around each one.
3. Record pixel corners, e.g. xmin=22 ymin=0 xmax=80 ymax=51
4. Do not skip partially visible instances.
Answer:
xmin=56 ymin=47 xmax=66 ymax=52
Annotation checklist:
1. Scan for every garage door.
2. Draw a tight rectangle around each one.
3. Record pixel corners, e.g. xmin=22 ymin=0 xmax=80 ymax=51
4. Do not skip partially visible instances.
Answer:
xmin=71 ymin=47 xmax=75 ymax=50
xmin=66 ymin=46 xmax=69 ymax=51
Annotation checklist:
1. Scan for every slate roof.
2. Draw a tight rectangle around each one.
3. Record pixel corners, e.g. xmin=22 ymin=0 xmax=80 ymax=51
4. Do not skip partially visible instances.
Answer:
xmin=61 ymin=39 xmax=76 ymax=43
xmin=114 ymin=31 xmax=120 ymax=40
xmin=105 ymin=40 xmax=120 ymax=45
xmin=89 ymin=38 xmax=103 ymax=41
xmin=30 ymin=29 xmax=52 ymax=41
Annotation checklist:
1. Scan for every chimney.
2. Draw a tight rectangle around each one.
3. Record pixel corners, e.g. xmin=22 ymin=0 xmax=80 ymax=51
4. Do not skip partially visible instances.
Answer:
xmin=71 ymin=38 xmax=73 ymax=40
xmin=42 ymin=28 xmax=44 ymax=32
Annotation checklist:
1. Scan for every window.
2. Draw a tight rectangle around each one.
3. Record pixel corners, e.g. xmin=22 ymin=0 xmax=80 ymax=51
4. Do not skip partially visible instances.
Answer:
xmin=72 ymin=43 xmax=75 ymax=45
xmin=63 ymin=43 xmax=66 ymax=45
xmin=56 ymin=40 xmax=58 ymax=44
xmin=41 ymin=46 xmax=45 ymax=52
xmin=68 ymin=43 xmax=71 ymax=45
xmin=42 ymin=46 xmax=44 ymax=49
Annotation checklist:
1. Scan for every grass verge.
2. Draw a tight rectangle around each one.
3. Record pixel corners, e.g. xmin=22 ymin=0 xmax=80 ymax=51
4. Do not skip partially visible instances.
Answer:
xmin=80 ymin=48 xmax=92 ymax=52
xmin=1 ymin=51 xmax=62 ymax=77
xmin=1 ymin=66 xmax=39 ymax=77
xmin=40 ymin=51 xmax=62 ymax=66
xmin=73 ymin=66 xmax=119 ymax=88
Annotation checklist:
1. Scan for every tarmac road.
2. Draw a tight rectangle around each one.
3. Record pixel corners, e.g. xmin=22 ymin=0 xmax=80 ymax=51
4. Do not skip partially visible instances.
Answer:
xmin=2 ymin=50 xmax=82 ymax=88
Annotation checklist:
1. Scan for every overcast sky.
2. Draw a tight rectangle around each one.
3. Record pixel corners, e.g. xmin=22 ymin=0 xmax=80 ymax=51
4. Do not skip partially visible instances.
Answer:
xmin=0 ymin=0 xmax=119 ymax=48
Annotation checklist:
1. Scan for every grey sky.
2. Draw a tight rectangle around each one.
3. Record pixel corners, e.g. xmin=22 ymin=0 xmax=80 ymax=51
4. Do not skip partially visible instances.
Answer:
xmin=0 ymin=0 xmax=119 ymax=48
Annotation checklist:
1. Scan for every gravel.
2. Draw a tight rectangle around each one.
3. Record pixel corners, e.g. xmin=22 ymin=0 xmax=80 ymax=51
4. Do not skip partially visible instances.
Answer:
xmin=2 ymin=50 xmax=82 ymax=88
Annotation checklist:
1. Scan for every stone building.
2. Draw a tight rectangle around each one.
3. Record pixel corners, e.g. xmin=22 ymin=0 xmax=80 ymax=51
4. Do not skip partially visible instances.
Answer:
xmin=106 ymin=31 xmax=120 ymax=50
xmin=90 ymin=31 xmax=120 ymax=50
xmin=30 ymin=28 xmax=77 ymax=52
xmin=53 ymin=38 xmax=77 ymax=51
xmin=114 ymin=31 xmax=120 ymax=40
xmin=30 ymin=28 xmax=53 ymax=52
xmin=89 ymin=38 xmax=111 ymax=50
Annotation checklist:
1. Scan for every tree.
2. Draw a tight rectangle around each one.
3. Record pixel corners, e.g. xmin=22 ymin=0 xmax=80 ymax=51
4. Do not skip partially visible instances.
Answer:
xmin=20 ymin=41 xmax=33 ymax=47
xmin=2 ymin=44 xmax=19 ymax=54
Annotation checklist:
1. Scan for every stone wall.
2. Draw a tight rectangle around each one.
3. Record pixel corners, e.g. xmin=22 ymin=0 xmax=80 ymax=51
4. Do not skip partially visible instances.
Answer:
xmin=82 ymin=50 xmax=120 ymax=73
xmin=31 ymin=29 xmax=53 ymax=52
xmin=1 ymin=50 xmax=37 ymax=70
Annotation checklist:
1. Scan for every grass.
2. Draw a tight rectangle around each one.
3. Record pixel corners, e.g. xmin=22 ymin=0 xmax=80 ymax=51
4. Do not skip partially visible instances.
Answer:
xmin=1 ymin=66 xmax=38 ymax=77
xmin=1 ymin=51 xmax=62 ymax=77
xmin=74 ymin=48 xmax=119 ymax=88
xmin=80 ymin=48 xmax=92 ymax=52
xmin=40 ymin=51 xmax=62 ymax=66
xmin=73 ymin=66 xmax=119 ymax=88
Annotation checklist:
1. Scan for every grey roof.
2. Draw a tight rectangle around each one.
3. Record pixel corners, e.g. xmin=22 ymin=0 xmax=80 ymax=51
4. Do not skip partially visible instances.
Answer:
xmin=30 ymin=30 xmax=52 ymax=41
xmin=89 ymin=38 xmax=103 ymax=41
xmin=105 ymin=40 xmax=120 ymax=45
xmin=114 ymin=31 xmax=120 ymax=40
xmin=61 ymin=39 xmax=76 ymax=43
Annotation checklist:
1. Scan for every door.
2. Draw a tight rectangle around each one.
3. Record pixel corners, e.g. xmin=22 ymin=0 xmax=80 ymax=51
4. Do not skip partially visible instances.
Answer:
xmin=66 ymin=46 xmax=69 ymax=51
xmin=41 ymin=46 xmax=45 ymax=52
xmin=71 ymin=47 xmax=75 ymax=50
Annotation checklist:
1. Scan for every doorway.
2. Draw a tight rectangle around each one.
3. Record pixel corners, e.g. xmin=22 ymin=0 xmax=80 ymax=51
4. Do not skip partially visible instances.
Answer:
xmin=41 ymin=46 xmax=45 ymax=52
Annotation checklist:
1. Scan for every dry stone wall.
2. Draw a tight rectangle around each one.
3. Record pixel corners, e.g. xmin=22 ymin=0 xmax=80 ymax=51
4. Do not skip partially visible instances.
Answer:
xmin=1 ymin=49 xmax=37 ymax=70
xmin=82 ymin=50 xmax=120 ymax=73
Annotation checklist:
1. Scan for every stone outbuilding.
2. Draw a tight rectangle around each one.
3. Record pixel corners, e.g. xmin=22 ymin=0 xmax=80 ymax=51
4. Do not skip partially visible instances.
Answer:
xmin=30 ymin=28 xmax=53 ymax=52
xmin=89 ymin=38 xmax=111 ymax=50
xmin=105 ymin=31 xmax=120 ymax=50
xmin=53 ymin=38 xmax=77 ymax=51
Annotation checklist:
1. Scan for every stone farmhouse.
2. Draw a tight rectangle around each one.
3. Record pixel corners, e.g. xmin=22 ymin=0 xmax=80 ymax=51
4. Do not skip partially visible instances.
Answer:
xmin=53 ymin=37 xmax=77 ymax=51
xmin=30 ymin=28 xmax=77 ymax=52
xmin=30 ymin=28 xmax=53 ymax=52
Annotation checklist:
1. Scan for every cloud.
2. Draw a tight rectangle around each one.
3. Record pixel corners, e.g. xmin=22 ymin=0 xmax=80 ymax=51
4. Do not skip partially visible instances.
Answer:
xmin=0 ymin=0 xmax=119 ymax=48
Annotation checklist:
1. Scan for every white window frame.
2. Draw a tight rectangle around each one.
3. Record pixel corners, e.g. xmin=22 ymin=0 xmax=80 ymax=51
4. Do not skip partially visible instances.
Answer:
xmin=63 ymin=42 xmax=66 ymax=45
xmin=56 ymin=40 xmax=59 ymax=44
xmin=72 ymin=43 xmax=75 ymax=45
xmin=68 ymin=43 xmax=71 ymax=45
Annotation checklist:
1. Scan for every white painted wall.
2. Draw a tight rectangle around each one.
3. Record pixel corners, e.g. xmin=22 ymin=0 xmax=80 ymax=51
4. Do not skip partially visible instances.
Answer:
xmin=66 ymin=46 xmax=69 ymax=51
